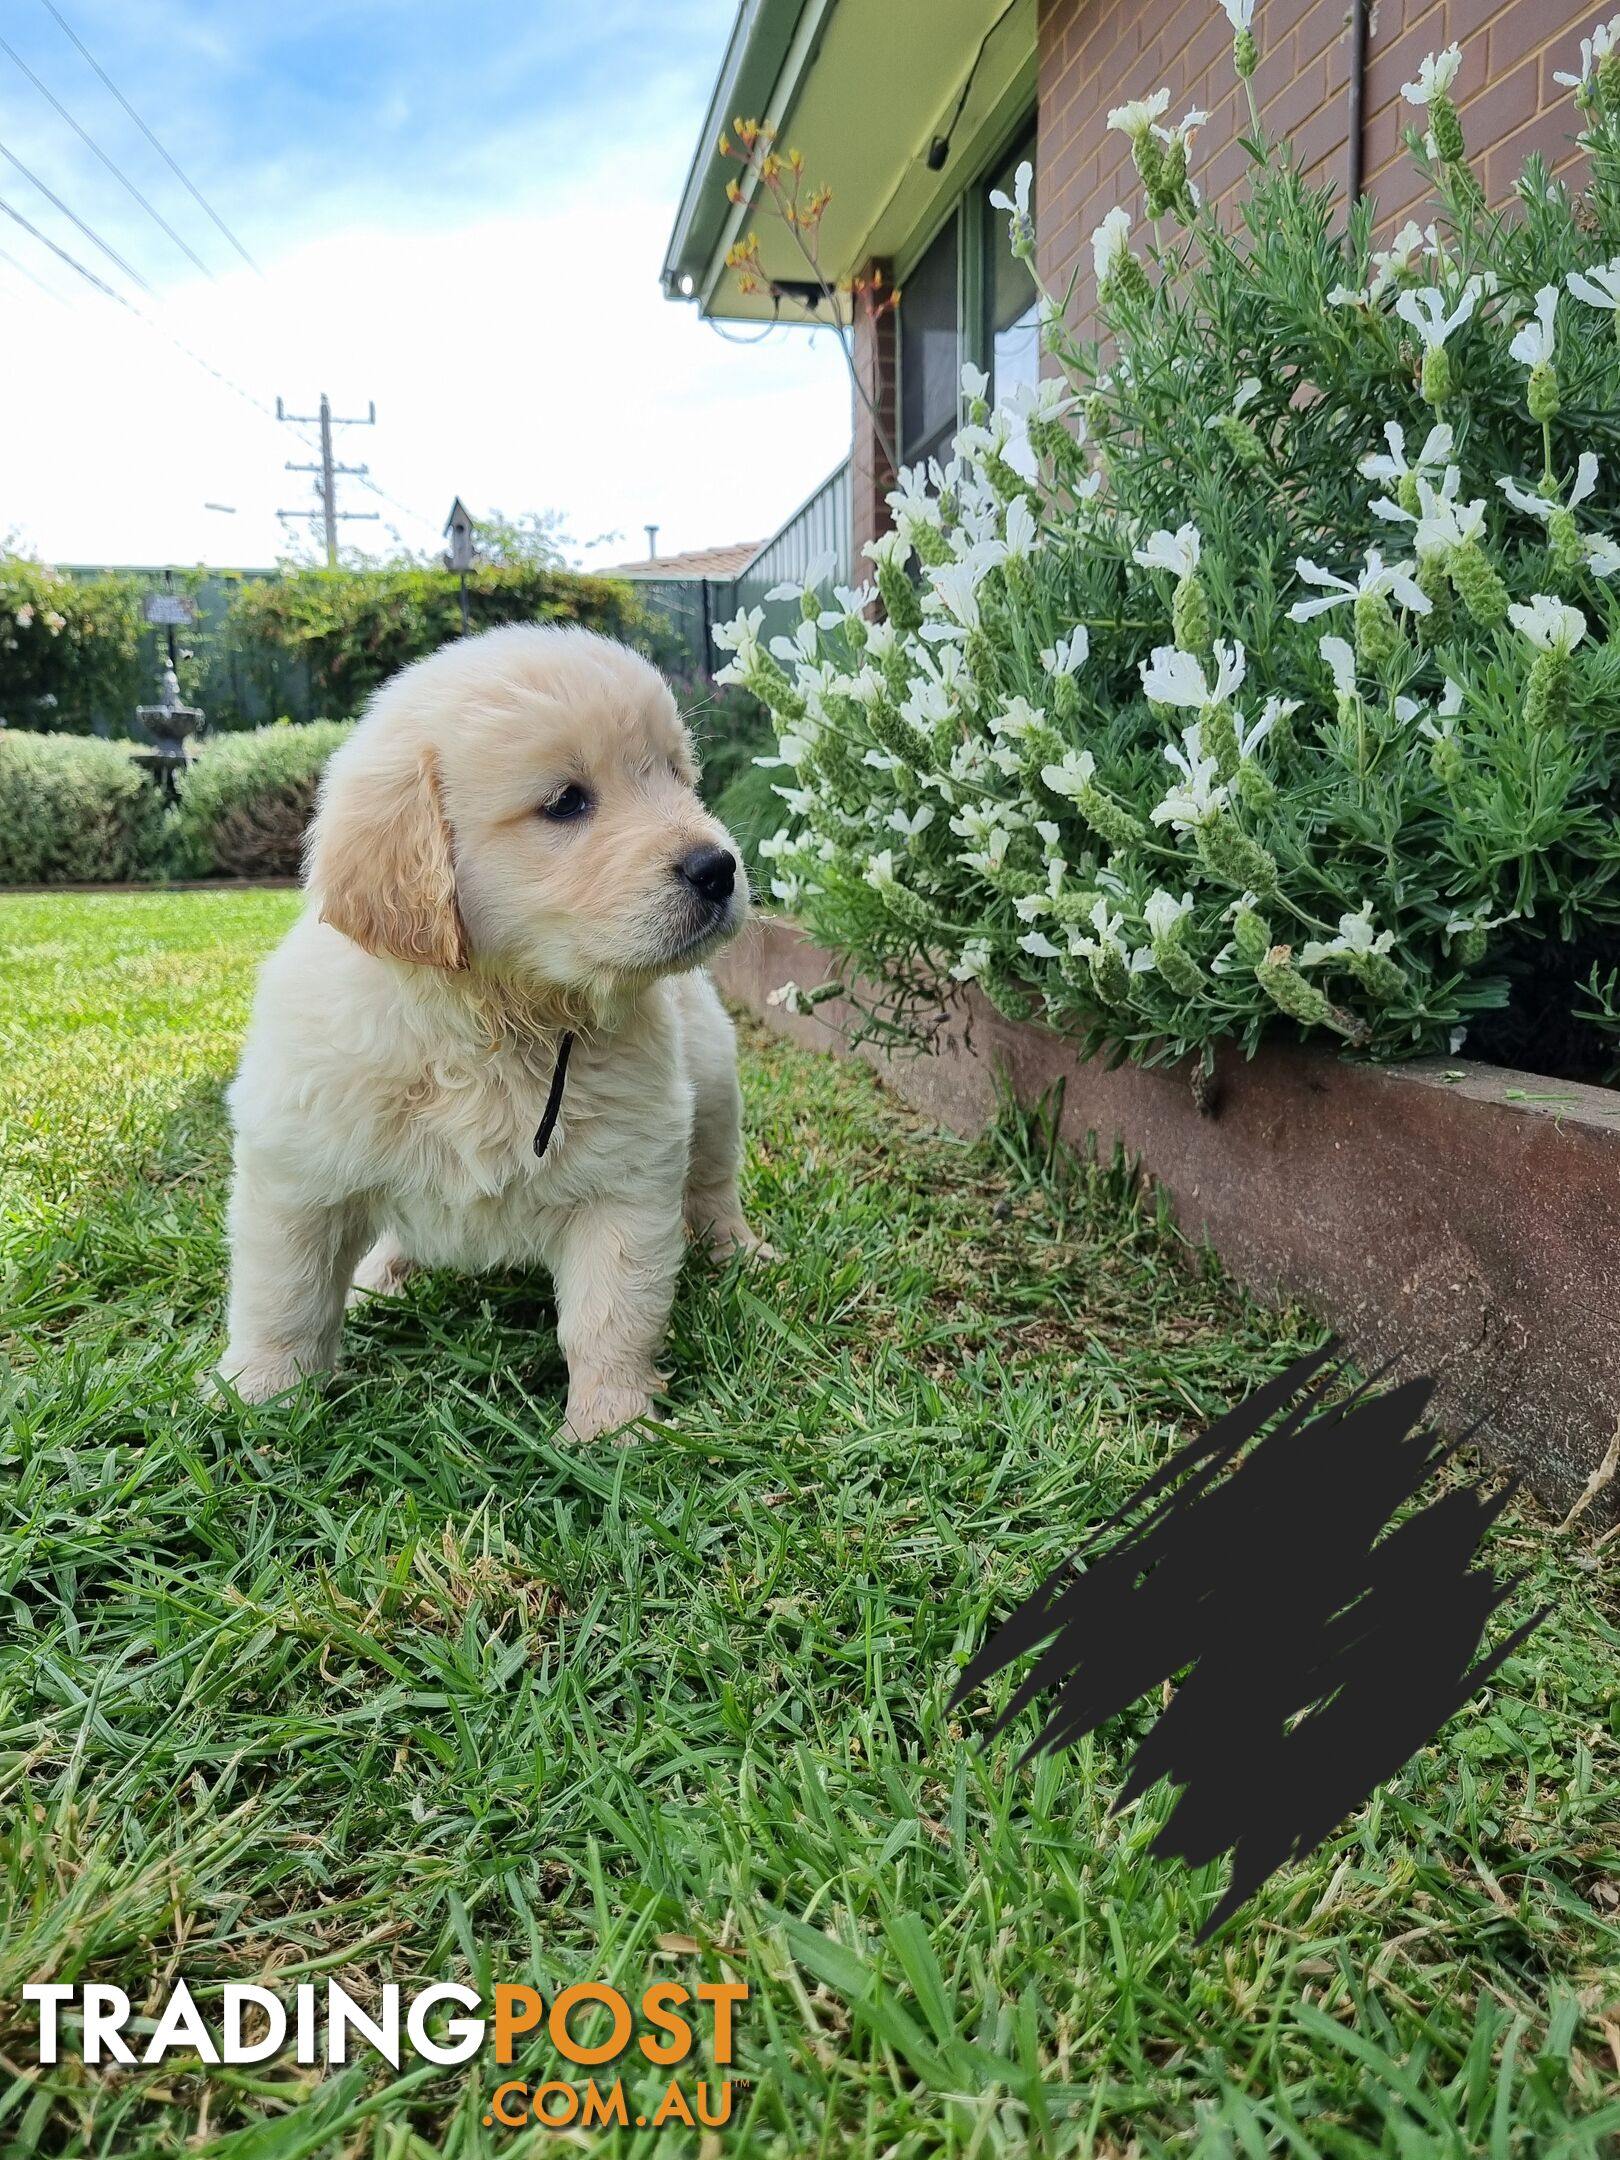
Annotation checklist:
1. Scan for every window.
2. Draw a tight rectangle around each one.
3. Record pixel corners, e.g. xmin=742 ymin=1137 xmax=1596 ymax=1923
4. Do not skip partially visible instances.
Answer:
xmin=985 ymin=134 xmax=1038 ymax=407
xmin=899 ymin=209 xmax=960 ymax=472
xmin=895 ymin=120 xmax=1038 ymax=476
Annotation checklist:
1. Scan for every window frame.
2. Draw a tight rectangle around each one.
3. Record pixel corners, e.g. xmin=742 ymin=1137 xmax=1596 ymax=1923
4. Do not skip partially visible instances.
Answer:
xmin=896 ymin=204 xmax=964 ymax=477
xmin=894 ymin=110 xmax=1038 ymax=472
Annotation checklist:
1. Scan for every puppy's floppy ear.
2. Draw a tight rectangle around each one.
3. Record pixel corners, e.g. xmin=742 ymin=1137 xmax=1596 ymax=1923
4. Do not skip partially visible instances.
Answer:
xmin=309 ymin=743 xmax=467 ymax=970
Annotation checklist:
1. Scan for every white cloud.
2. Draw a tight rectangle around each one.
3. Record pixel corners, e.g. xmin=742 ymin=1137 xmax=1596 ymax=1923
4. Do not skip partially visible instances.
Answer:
xmin=0 ymin=88 xmax=851 ymax=572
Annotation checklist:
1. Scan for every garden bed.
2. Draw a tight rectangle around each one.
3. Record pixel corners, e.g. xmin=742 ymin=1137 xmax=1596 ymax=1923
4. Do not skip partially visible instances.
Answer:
xmin=717 ymin=916 xmax=1620 ymax=1527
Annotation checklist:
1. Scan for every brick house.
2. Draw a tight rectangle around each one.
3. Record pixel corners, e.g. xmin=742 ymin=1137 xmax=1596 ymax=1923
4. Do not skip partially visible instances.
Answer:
xmin=662 ymin=0 xmax=1606 ymax=575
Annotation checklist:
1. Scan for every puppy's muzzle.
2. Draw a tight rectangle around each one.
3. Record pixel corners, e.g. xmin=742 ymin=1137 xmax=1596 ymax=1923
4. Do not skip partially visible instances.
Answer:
xmin=677 ymin=844 xmax=737 ymax=908
xmin=661 ymin=842 xmax=740 ymax=963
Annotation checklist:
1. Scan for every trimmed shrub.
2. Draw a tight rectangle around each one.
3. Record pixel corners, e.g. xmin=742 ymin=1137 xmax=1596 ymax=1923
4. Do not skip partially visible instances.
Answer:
xmin=0 ymin=732 xmax=164 ymax=884
xmin=227 ymin=565 xmax=651 ymax=719
xmin=166 ymin=721 xmax=353 ymax=879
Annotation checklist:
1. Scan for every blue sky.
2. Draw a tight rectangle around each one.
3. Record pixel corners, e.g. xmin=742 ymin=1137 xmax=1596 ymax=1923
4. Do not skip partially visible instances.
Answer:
xmin=0 ymin=0 xmax=851 ymax=566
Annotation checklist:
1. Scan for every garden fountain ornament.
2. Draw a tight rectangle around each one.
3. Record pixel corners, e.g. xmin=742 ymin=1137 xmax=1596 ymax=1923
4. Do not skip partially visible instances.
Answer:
xmin=134 ymin=653 xmax=206 ymax=797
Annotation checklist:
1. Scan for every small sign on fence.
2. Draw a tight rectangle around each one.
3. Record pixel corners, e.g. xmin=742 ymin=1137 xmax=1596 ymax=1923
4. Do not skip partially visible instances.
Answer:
xmin=142 ymin=591 xmax=196 ymax=626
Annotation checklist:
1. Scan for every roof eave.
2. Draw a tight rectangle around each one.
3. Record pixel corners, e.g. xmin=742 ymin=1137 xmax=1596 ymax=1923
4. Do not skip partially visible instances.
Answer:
xmin=660 ymin=0 xmax=814 ymax=305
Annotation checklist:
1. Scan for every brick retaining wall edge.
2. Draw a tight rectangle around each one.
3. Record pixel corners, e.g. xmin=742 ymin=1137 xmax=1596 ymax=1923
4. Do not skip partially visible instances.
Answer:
xmin=715 ymin=916 xmax=1620 ymax=1526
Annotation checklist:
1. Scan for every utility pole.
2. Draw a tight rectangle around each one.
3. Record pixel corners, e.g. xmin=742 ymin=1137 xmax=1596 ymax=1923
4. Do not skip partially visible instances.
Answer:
xmin=275 ymin=392 xmax=380 ymax=565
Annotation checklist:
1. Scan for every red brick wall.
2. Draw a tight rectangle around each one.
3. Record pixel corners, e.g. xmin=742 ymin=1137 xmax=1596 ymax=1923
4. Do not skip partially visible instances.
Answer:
xmin=850 ymin=259 xmax=899 ymax=567
xmin=1036 ymin=0 xmax=1599 ymax=328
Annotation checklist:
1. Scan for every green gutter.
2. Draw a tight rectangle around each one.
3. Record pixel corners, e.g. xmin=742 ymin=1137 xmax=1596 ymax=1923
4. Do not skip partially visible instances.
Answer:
xmin=660 ymin=0 xmax=813 ymax=304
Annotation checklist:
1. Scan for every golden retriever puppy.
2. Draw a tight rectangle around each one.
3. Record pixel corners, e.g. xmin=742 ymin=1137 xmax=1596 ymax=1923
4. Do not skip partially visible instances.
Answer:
xmin=218 ymin=623 xmax=761 ymax=1440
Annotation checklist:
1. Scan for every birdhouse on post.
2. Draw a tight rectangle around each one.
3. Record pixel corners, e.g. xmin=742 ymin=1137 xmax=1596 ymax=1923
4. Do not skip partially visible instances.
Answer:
xmin=443 ymin=498 xmax=478 ymax=630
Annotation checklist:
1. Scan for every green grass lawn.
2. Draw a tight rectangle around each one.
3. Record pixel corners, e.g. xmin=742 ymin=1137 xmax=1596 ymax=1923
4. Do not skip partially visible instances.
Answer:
xmin=1 ymin=888 xmax=1617 ymax=2159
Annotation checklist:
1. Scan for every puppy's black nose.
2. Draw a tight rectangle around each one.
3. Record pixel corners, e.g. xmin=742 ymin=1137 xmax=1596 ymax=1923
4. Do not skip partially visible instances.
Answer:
xmin=678 ymin=843 xmax=736 ymax=905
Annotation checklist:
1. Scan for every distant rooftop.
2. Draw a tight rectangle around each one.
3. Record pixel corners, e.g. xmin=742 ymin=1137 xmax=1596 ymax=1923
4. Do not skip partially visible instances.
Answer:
xmin=602 ymin=540 xmax=762 ymax=580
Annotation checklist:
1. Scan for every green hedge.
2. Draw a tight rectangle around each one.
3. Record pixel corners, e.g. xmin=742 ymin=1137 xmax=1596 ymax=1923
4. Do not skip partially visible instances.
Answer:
xmin=228 ymin=565 xmax=651 ymax=718
xmin=165 ymin=721 xmax=354 ymax=879
xmin=0 ymin=732 xmax=164 ymax=884
xmin=0 ymin=558 xmax=143 ymax=735
xmin=0 ymin=679 xmax=764 ymax=889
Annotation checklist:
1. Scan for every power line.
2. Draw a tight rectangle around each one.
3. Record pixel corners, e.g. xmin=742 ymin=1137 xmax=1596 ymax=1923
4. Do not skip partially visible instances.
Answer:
xmin=2 ymin=178 xmax=425 ymax=560
xmin=0 ymin=190 xmax=275 ymax=420
xmin=35 ymin=0 xmax=261 ymax=276
xmin=0 ymin=236 xmax=64 ymax=302
xmin=0 ymin=30 xmax=213 ymax=279
xmin=2 ymin=203 xmax=429 ymax=558
xmin=354 ymin=467 xmax=440 ymax=541
xmin=0 ymin=188 xmax=119 ymax=298
xmin=0 ymin=129 xmax=153 ymax=291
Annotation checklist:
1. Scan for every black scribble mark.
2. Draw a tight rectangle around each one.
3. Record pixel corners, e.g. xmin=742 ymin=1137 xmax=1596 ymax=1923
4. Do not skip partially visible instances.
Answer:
xmin=951 ymin=1346 xmax=1550 ymax=1941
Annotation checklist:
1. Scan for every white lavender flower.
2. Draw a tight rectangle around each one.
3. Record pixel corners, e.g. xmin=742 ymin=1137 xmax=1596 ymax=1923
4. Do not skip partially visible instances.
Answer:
xmin=1496 ymin=453 xmax=1620 ymax=571
xmin=1039 ymin=749 xmax=1097 ymax=798
xmin=1555 ymin=16 xmax=1619 ymax=95
xmin=1236 ymin=701 xmax=1289 ymax=759
xmin=1092 ymin=205 xmax=1135 ymax=286
xmin=1003 ymin=495 xmax=1039 ymax=557
xmin=1139 ymin=638 xmax=1246 ymax=710
xmin=765 ymin=549 xmax=838 ymax=603
xmin=1372 ymin=469 xmax=1486 ymax=560
xmin=1395 ymin=279 xmax=1482 ymax=352
xmin=1143 ymin=888 xmax=1194 ymax=940
xmin=1018 ymin=929 xmax=1064 ymax=959
xmin=1567 ymin=257 xmax=1620 ymax=310
xmin=1506 ymin=594 xmax=1587 ymax=653
xmin=1300 ymin=904 xmax=1395 ymax=967
xmin=1041 ymin=629 xmax=1090 ymax=676
xmin=1401 ymin=45 xmax=1462 ymax=106
xmin=1132 ymin=522 xmax=1201 ymax=578
xmin=989 ymin=158 xmax=1035 ymax=255
xmin=1359 ymin=419 xmax=1454 ymax=490
xmin=1287 ymin=547 xmax=1432 ymax=621
xmin=1319 ymin=635 xmax=1358 ymax=700
xmin=1508 ymin=285 xmax=1558 ymax=369
xmin=1151 ymin=724 xmax=1230 ymax=830
xmin=1106 ymin=89 xmax=1171 ymax=138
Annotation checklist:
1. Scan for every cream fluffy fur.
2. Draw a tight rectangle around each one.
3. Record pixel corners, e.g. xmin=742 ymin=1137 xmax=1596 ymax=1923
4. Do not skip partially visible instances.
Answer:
xmin=218 ymin=623 xmax=761 ymax=1441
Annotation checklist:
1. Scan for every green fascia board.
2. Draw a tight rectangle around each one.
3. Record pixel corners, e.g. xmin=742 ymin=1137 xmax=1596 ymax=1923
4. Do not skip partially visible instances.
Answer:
xmin=661 ymin=0 xmax=813 ymax=302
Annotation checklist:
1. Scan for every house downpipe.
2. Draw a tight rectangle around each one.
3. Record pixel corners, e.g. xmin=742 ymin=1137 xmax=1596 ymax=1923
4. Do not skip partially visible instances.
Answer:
xmin=1346 ymin=0 xmax=1368 ymax=207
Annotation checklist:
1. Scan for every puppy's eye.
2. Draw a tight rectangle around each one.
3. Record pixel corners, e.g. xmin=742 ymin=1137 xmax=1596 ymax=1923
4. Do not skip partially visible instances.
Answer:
xmin=539 ymin=783 xmax=592 ymax=823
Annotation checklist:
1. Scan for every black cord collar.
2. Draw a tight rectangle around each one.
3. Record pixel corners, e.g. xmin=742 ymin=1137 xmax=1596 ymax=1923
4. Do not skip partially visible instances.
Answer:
xmin=532 ymin=1030 xmax=575 ymax=1159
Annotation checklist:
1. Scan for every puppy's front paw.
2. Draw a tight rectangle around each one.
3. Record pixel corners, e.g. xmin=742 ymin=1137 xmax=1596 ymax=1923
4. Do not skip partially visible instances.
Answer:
xmin=692 ymin=1215 xmax=778 ymax=1264
xmin=346 ymin=1239 xmax=417 ymax=1309
xmin=209 ymin=1346 xmax=328 ymax=1405
xmin=563 ymin=1378 xmax=654 ymax=1445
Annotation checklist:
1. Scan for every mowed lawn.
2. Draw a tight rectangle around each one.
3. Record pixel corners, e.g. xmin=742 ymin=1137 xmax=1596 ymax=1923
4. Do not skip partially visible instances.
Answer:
xmin=1 ymin=889 xmax=1618 ymax=2160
